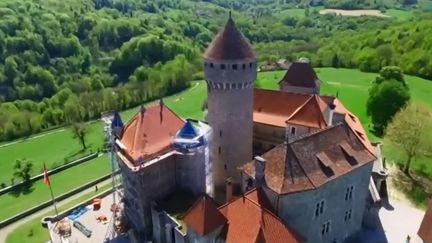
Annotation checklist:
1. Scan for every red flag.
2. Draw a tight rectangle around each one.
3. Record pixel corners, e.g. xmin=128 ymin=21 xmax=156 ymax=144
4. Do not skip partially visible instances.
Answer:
xmin=43 ymin=163 xmax=50 ymax=186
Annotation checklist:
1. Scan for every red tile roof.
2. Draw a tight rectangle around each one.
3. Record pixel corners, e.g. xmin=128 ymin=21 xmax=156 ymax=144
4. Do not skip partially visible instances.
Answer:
xmin=204 ymin=17 xmax=255 ymax=60
xmin=119 ymin=103 xmax=184 ymax=164
xmin=418 ymin=199 xmax=432 ymax=243
xmin=254 ymin=89 xmax=375 ymax=155
xmin=278 ymin=62 xmax=320 ymax=88
xmin=321 ymin=96 xmax=375 ymax=154
xmin=287 ymin=95 xmax=328 ymax=129
xmin=183 ymin=196 xmax=227 ymax=236
xmin=254 ymin=89 xmax=328 ymax=129
xmin=243 ymin=123 xmax=376 ymax=194
xmin=253 ymin=89 xmax=311 ymax=127
xmin=218 ymin=189 xmax=302 ymax=243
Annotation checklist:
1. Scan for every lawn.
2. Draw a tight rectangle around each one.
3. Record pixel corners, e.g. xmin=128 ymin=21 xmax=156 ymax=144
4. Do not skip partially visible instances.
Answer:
xmin=384 ymin=9 xmax=414 ymax=20
xmin=0 ymin=121 xmax=105 ymax=186
xmin=0 ymin=155 xmax=110 ymax=222
xmin=275 ymin=6 xmax=323 ymax=19
xmin=5 ymin=183 xmax=112 ymax=243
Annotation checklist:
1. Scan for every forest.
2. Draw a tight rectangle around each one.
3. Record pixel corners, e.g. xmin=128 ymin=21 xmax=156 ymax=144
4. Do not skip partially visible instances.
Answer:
xmin=0 ymin=0 xmax=431 ymax=141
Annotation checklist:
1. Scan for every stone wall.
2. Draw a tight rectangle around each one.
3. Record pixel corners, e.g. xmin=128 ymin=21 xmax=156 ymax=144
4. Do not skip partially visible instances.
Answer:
xmin=265 ymin=163 xmax=373 ymax=243
xmin=175 ymin=150 xmax=206 ymax=196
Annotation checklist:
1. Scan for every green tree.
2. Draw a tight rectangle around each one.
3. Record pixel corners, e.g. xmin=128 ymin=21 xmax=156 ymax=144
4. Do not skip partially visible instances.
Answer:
xmin=367 ymin=79 xmax=410 ymax=135
xmin=13 ymin=158 xmax=34 ymax=183
xmin=386 ymin=103 xmax=432 ymax=175
xmin=72 ymin=122 xmax=88 ymax=150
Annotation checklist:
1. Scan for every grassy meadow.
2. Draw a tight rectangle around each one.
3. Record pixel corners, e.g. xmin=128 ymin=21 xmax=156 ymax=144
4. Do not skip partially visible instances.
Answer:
xmin=0 ymin=155 xmax=110 ymax=222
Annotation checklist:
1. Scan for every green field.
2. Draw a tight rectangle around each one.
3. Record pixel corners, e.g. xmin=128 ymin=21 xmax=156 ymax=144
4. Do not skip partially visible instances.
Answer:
xmin=0 ymin=122 xmax=105 ymax=185
xmin=0 ymin=155 xmax=110 ymax=222
xmin=384 ymin=9 xmax=414 ymax=20
xmin=5 ymin=183 xmax=112 ymax=243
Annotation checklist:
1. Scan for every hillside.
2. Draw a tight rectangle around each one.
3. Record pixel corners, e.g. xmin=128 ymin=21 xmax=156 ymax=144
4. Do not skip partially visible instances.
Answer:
xmin=0 ymin=0 xmax=432 ymax=142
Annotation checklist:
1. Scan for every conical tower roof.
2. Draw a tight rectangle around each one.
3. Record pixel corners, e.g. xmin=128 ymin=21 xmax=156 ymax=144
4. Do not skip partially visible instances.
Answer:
xmin=204 ymin=14 xmax=255 ymax=60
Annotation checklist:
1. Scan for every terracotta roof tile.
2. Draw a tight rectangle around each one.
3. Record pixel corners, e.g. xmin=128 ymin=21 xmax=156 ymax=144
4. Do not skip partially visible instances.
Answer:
xmin=218 ymin=189 xmax=302 ymax=243
xmin=321 ymin=96 xmax=375 ymax=154
xmin=254 ymin=89 xmax=376 ymax=155
xmin=119 ymin=103 xmax=184 ymax=164
xmin=419 ymin=199 xmax=432 ymax=243
xmin=243 ymin=123 xmax=376 ymax=194
xmin=253 ymin=89 xmax=310 ymax=127
xmin=287 ymin=95 xmax=328 ymax=129
xmin=183 ymin=196 xmax=227 ymax=236
xmin=278 ymin=62 xmax=320 ymax=88
xmin=204 ymin=17 xmax=255 ymax=60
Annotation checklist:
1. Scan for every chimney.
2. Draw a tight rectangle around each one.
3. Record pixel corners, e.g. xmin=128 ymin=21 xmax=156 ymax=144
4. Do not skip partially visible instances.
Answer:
xmin=226 ymin=177 xmax=233 ymax=202
xmin=328 ymin=101 xmax=336 ymax=127
xmin=254 ymin=156 xmax=266 ymax=186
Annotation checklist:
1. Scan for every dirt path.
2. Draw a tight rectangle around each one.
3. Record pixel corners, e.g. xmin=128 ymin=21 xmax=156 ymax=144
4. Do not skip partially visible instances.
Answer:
xmin=319 ymin=9 xmax=389 ymax=17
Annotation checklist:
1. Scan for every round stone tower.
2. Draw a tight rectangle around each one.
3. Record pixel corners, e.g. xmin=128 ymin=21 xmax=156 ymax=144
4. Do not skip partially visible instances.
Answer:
xmin=203 ymin=14 xmax=257 ymax=195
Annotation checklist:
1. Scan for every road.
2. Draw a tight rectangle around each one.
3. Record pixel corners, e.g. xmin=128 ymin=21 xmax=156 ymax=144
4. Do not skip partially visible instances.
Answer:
xmin=379 ymin=199 xmax=425 ymax=243
xmin=0 ymin=179 xmax=112 ymax=243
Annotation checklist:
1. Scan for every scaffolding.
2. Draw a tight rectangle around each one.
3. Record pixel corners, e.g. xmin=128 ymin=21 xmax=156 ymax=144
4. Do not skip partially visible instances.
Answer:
xmin=101 ymin=111 xmax=123 ymax=241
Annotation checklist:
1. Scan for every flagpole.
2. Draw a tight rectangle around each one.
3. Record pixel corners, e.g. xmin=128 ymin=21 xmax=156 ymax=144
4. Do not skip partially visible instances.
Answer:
xmin=44 ymin=163 xmax=59 ymax=219
xmin=48 ymin=182 xmax=59 ymax=219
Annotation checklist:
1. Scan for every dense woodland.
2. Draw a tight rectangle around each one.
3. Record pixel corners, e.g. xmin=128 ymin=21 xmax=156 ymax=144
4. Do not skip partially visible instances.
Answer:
xmin=0 ymin=0 xmax=431 ymax=141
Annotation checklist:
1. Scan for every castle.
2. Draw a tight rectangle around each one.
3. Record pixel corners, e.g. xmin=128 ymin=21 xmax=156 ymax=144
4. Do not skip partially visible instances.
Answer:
xmin=115 ymin=15 xmax=380 ymax=243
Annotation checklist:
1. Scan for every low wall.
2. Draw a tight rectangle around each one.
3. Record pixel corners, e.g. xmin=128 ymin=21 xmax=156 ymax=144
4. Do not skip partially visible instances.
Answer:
xmin=0 ymin=170 xmax=119 ymax=229
xmin=0 ymin=153 xmax=100 ymax=196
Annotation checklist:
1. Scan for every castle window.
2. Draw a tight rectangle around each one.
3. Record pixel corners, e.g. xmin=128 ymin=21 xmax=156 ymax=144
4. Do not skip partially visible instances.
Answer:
xmin=221 ymin=64 xmax=226 ymax=70
xmin=218 ymin=146 xmax=221 ymax=154
xmin=315 ymin=200 xmax=325 ymax=217
xmin=242 ymin=64 xmax=246 ymax=70
xmin=321 ymin=221 xmax=331 ymax=236
xmin=210 ymin=63 xmax=214 ymax=68
xmin=249 ymin=62 xmax=253 ymax=68
xmin=220 ymin=130 xmax=222 ymax=137
xmin=224 ymin=164 xmax=227 ymax=170
xmin=345 ymin=186 xmax=354 ymax=200
xmin=344 ymin=209 xmax=352 ymax=222
xmin=290 ymin=127 xmax=296 ymax=135
xmin=232 ymin=64 xmax=238 ymax=70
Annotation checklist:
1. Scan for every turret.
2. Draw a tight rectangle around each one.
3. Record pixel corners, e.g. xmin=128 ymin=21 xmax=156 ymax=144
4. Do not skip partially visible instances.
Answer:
xmin=204 ymin=13 xmax=257 ymax=200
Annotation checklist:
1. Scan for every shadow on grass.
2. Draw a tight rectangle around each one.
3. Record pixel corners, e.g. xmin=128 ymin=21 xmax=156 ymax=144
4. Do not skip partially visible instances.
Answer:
xmin=9 ymin=182 xmax=35 ymax=197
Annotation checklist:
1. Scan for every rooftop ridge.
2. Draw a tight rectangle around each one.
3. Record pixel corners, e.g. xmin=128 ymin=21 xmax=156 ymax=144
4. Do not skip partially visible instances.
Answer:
xmin=289 ymin=121 xmax=345 ymax=144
